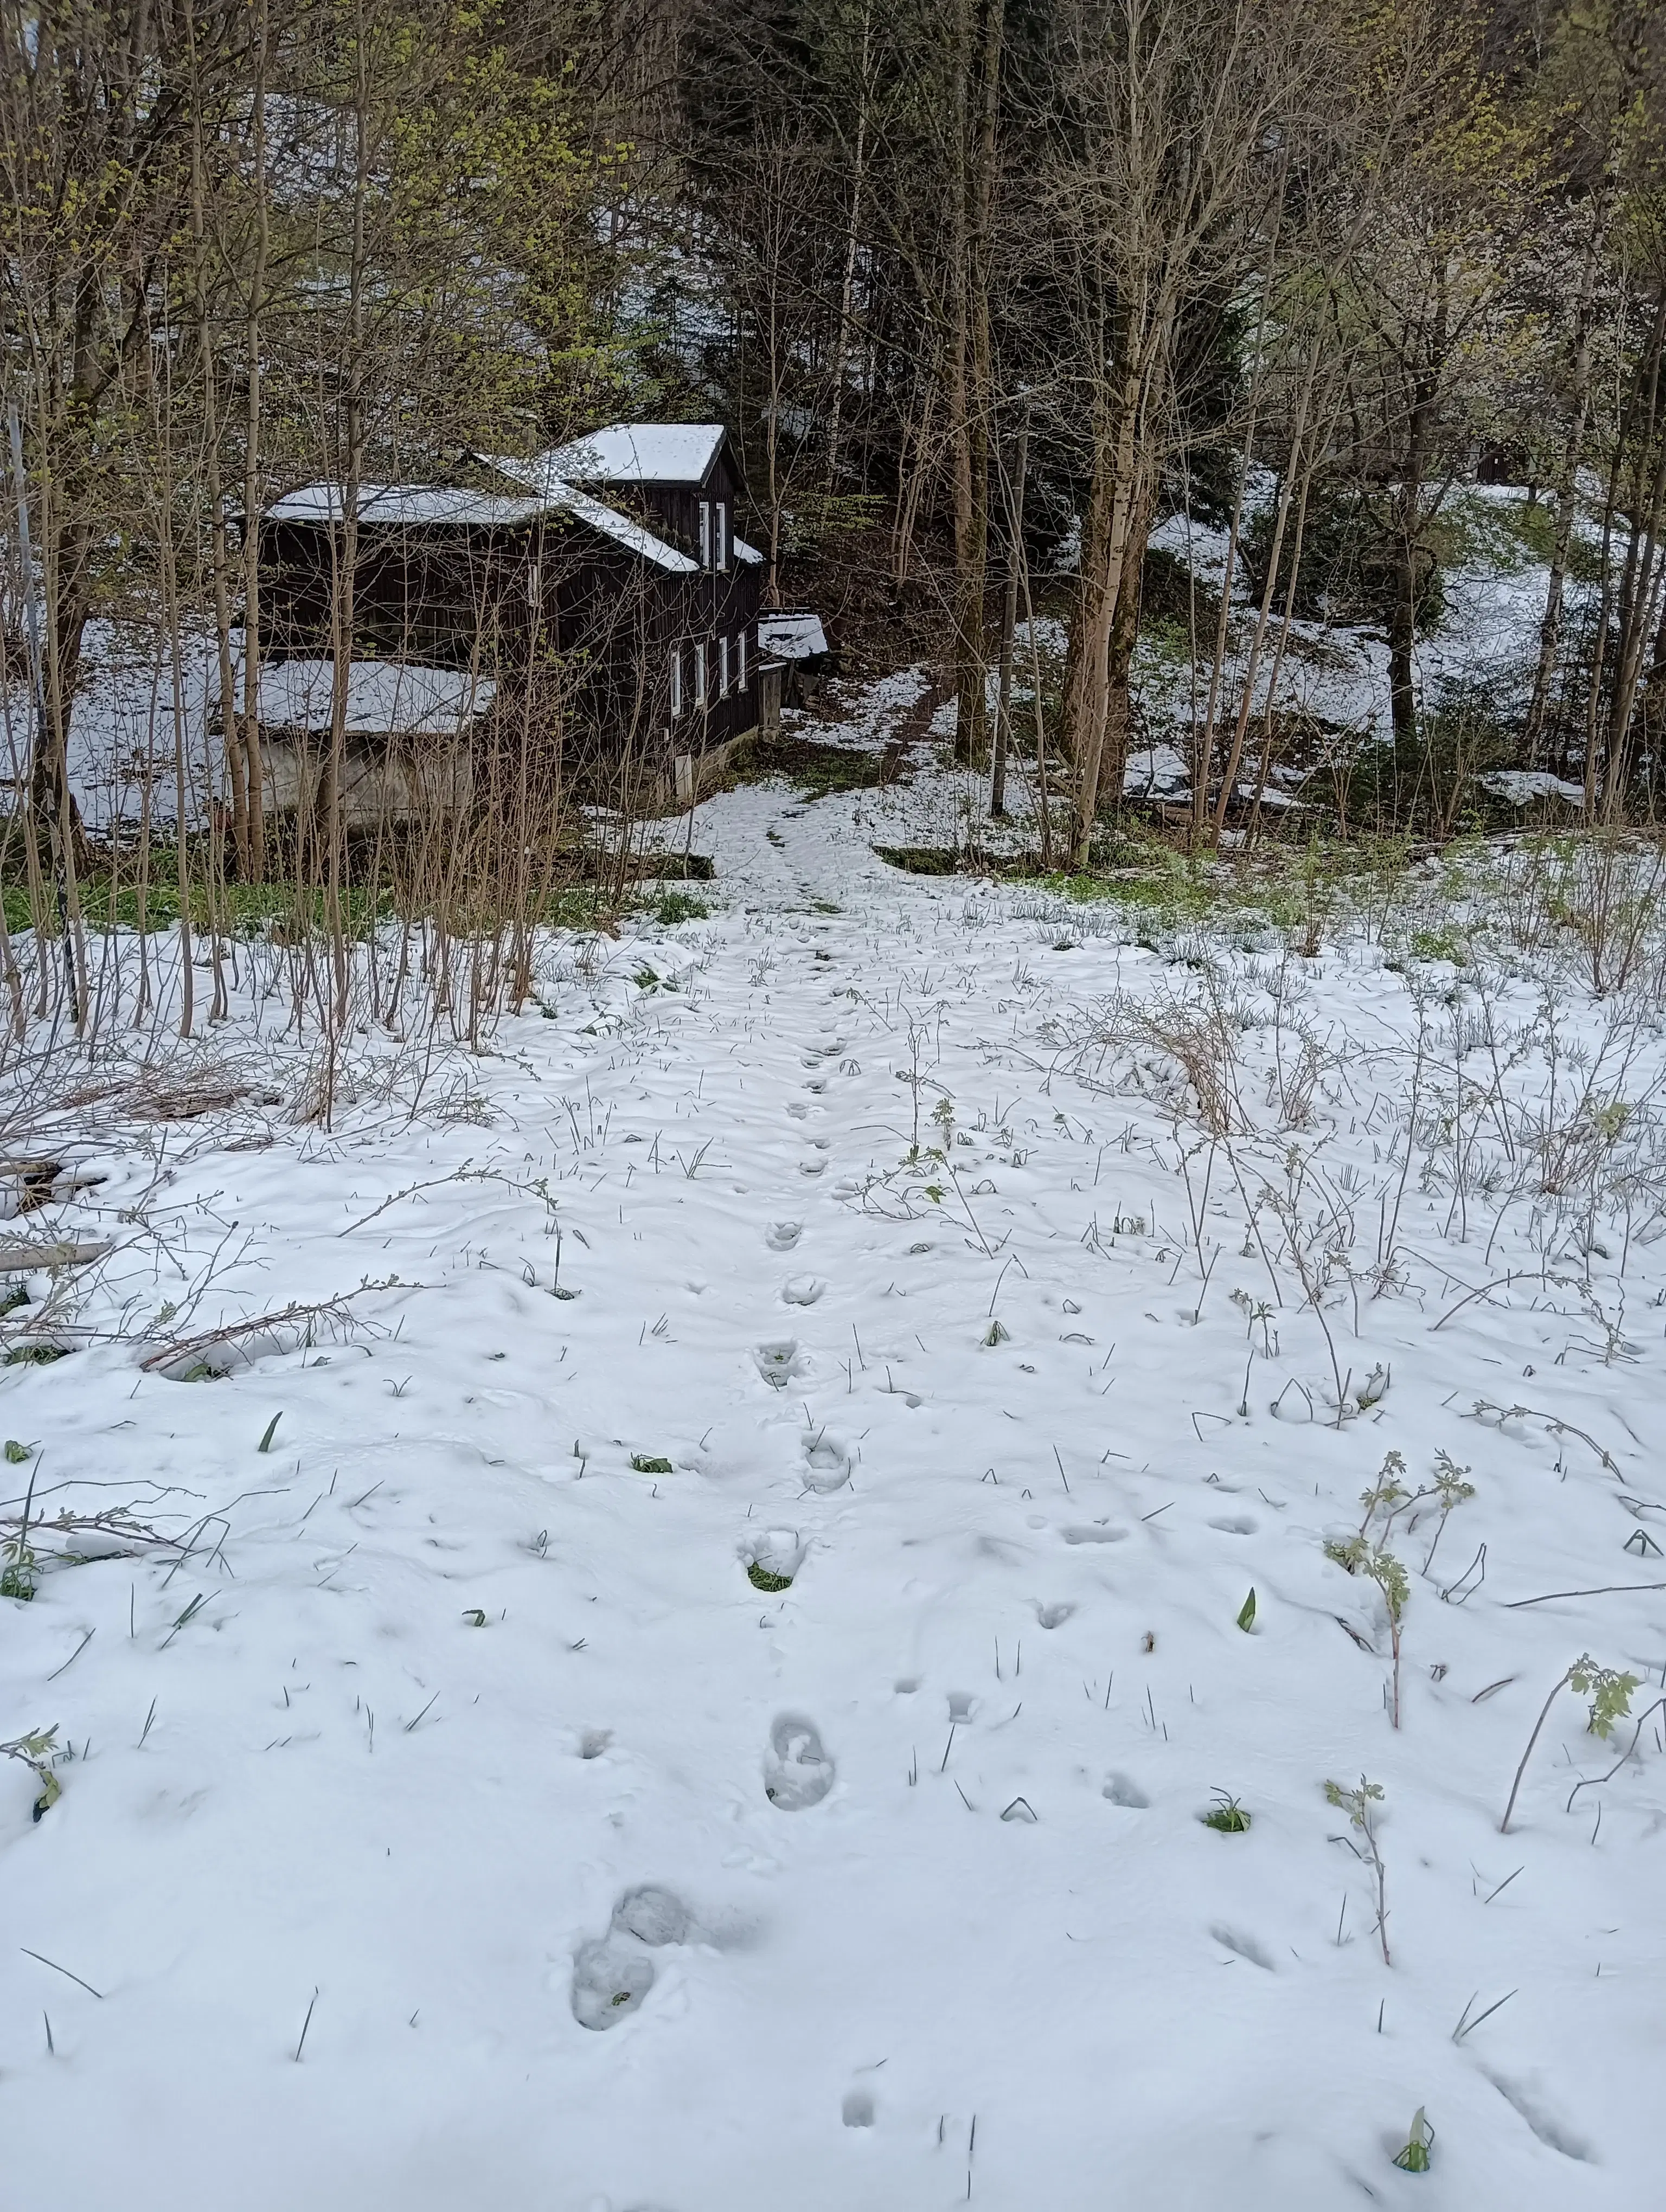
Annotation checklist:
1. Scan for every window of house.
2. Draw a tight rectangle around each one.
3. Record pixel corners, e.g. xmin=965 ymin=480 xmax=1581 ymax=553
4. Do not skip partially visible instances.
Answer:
xmin=715 ymin=503 xmax=729 ymax=571
xmin=719 ymin=635 xmax=730 ymax=697
xmin=670 ymin=646 xmax=683 ymax=718
xmin=699 ymin=501 xmax=712 ymax=570
xmin=738 ymin=628 xmax=748 ymax=691
xmin=694 ymin=640 xmax=708 ymax=706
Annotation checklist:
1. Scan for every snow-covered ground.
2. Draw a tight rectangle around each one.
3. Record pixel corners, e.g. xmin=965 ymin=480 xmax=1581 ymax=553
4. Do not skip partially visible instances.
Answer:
xmin=4 ymin=754 xmax=1664 ymax=2211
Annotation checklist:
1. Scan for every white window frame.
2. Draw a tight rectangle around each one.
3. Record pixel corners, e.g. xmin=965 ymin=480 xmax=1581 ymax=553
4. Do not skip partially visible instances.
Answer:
xmin=719 ymin=634 xmax=730 ymax=697
xmin=738 ymin=628 xmax=748 ymax=692
xmin=693 ymin=639 xmax=708 ymax=707
xmin=698 ymin=500 xmax=712 ymax=570
xmin=715 ymin=502 xmax=729 ymax=571
xmin=670 ymin=646 xmax=683 ymax=718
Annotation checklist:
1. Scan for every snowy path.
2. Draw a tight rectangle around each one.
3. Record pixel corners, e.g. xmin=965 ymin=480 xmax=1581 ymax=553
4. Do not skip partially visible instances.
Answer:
xmin=3 ymin=774 xmax=1663 ymax=2210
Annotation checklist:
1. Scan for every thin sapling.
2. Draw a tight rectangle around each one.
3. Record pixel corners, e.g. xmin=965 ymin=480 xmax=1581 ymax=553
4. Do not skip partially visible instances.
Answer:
xmin=1500 ymin=1655 xmax=1641 ymax=1834
xmin=1325 ymin=1776 xmax=1390 ymax=1965
xmin=1324 ymin=1533 xmax=1409 ymax=1728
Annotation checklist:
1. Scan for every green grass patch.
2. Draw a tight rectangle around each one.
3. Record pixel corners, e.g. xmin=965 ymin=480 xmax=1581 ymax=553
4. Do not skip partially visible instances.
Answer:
xmin=873 ymin=844 xmax=962 ymax=876
xmin=1201 ymin=1792 xmax=1252 ymax=1833
xmin=630 ymin=1453 xmax=674 ymax=1475
xmin=648 ymin=889 xmax=709 ymax=925
xmin=2 ymin=872 xmax=619 ymax=940
xmin=726 ymin=732 xmax=889 ymax=802
xmin=746 ymin=1562 xmax=794 ymax=1593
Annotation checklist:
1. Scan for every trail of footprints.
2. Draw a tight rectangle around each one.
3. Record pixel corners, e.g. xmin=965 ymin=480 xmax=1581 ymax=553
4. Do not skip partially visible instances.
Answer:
xmin=573 ymin=1001 xmax=1285 ymax=2087
xmin=574 ymin=1094 xmax=847 ymax=2033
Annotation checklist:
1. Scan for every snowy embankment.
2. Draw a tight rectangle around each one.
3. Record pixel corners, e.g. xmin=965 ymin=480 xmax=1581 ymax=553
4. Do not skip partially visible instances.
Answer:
xmin=3 ymin=779 xmax=1663 ymax=2210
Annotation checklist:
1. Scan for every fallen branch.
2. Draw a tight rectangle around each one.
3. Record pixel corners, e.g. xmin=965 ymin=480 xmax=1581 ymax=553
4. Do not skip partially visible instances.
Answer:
xmin=139 ymin=1280 xmax=405 ymax=1374
xmin=1505 ymin=1583 xmax=1666 ymax=1609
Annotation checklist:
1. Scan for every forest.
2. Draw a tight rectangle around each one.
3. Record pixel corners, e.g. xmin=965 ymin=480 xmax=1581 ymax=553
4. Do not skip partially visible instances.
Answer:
xmin=7 ymin=10 xmax=1666 ymax=2205
xmin=3 ymin=0 xmax=1666 ymax=1031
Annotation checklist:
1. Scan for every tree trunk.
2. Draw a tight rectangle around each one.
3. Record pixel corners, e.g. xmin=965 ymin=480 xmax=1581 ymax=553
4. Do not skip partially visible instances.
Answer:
xmin=1523 ymin=196 xmax=1606 ymax=766
xmin=990 ymin=397 xmax=1028 ymax=819
xmin=947 ymin=0 xmax=1003 ymax=766
xmin=1061 ymin=330 xmax=1148 ymax=867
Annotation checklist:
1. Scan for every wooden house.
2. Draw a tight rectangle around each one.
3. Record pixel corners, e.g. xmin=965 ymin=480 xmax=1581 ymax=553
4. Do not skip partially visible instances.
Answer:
xmin=252 ymin=423 xmax=783 ymax=827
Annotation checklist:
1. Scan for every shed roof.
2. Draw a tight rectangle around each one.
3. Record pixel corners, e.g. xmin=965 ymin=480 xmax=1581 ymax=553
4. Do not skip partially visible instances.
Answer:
xmin=547 ymin=422 xmax=727 ymax=487
xmin=255 ymin=659 xmax=495 ymax=737
xmin=759 ymin=612 xmax=829 ymax=661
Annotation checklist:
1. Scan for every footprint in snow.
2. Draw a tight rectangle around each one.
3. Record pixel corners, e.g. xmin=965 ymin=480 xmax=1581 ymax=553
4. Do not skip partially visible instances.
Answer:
xmin=1209 ymin=1924 xmax=1276 ymax=1970
xmin=800 ymin=1431 xmax=853 ymax=1491
xmin=754 ymin=1339 xmax=804 ymax=1389
xmin=613 ymin=1885 xmax=690 ymax=1946
xmin=766 ymin=1221 xmax=803 ymax=1251
xmin=1209 ymin=1515 xmax=1258 ymax=1536
xmin=781 ymin=1275 xmax=825 ymax=1306
xmin=569 ymin=1887 xmax=693 ymax=2030
xmin=764 ymin=1714 xmax=835 ymax=1810
xmin=842 ymin=2090 xmax=875 ymax=2128
xmin=570 ymin=1938 xmax=656 ymax=2030
xmin=1035 ymin=1602 xmax=1074 ymax=1629
xmin=1061 ymin=1525 xmax=1129 ymax=1545
xmin=742 ymin=1527 xmax=803 ymax=1587
xmin=1103 ymin=1774 xmax=1149 ymax=1808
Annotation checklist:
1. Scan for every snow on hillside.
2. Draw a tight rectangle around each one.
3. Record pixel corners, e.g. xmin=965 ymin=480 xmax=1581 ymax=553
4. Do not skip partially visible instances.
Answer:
xmin=3 ymin=755 xmax=1663 ymax=2211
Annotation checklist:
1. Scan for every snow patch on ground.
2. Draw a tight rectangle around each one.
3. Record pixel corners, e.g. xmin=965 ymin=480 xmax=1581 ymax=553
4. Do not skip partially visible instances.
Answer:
xmin=3 ymin=682 xmax=1661 ymax=2212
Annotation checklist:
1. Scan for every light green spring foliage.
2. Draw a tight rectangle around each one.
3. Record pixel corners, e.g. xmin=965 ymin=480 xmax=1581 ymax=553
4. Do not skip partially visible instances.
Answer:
xmin=1392 ymin=2107 xmax=1433 ymax=2174
xmin=1324 ymin=1774 xmax=1385 ymax=1830
xmin=1429 ymin=1448 xmax=1475 ymax=1510
xmin=1568 ymin=1654 xmax=1641 ymax=1739
xmin=1323 ymin=1533 xmax=1409 ymax=1623
xmin=1236 ymin=1587 xmax=1257 ymax=1632
xmin=0 ymin=1534 xmax=38 ymax=1602
xmin=2 ymin=1725 xmax=61 ymax=1814
xmin=1355 ymin=1449 xmax=1409 ymax=1531
xmin=3 ymin=1439 xmax=32 ymax=1463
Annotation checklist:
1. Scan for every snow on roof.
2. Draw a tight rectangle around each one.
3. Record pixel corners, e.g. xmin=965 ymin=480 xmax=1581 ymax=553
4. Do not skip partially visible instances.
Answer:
xmin=1483 ymin=768 xmax=1584 ymax=806
xmin=266 ymin=469 xmax=698 ymax=576
xmin=733 ymin=534 xmax=764 ymax=565
xmin=255 ymin=659 xmax=495 ymax=737
xmin=478 ymin=455 xmax=697 ymax=574
xmin=547 ymin=422 xmax=727 ymax=487
xmin=758 ymin=612 xmax=828 ymax=660
xmin=265 ymin=483 xmax=554 ymax=529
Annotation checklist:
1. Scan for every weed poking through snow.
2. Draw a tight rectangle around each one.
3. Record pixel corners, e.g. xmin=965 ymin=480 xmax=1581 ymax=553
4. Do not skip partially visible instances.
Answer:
xmin=1202 ymin=1792 xmax=1251 ymax=1832
xmin=1500 ymin=1656 xmax=1641 ymax=1834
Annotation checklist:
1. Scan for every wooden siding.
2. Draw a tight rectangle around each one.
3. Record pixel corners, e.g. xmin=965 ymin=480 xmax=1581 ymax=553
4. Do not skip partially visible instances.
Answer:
xmin=255 ymin=492 xmax=763 ymax=783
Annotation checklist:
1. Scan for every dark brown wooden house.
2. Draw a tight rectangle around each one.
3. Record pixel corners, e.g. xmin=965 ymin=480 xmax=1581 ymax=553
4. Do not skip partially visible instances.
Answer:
xmin=253 ymin=422 xmax=777 ymax=824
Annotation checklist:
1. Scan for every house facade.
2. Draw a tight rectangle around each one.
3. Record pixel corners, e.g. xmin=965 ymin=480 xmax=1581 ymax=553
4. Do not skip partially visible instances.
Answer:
xmin=253 ymin=422 xmax=774 ymax=823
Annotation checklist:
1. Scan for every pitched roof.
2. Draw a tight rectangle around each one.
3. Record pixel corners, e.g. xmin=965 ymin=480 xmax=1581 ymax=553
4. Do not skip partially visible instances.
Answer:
xmin=265 ymin=483 xmax=553 ymax=529
xmin=546 ymin=422 xmax=727 ymax=487
xmin=477 ymin=456 xmax=697 ymax=573
xmin=733 ymin=533 xmax=764 ymax=565
xmin=264 ymin=471 xmax=697 ymax=576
